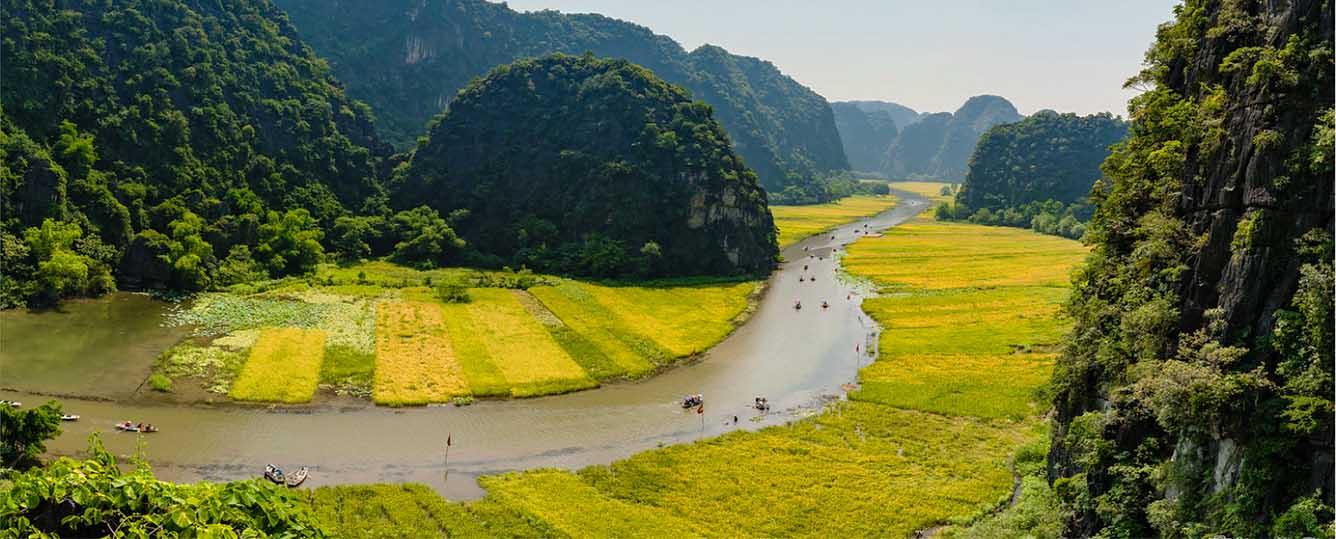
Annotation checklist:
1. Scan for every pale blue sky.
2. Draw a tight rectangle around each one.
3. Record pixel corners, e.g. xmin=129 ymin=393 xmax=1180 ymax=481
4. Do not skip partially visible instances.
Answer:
xmin=503 ymin=0 xmax=1180 ymax=116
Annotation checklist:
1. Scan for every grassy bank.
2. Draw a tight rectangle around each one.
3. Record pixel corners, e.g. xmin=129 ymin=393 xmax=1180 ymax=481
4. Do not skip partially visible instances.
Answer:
xmin=157 ymin=262 xmax=758 ymax=403
xmin=770 ymin=194 xmax=899 ymax=247
xmin=307 ymin=217 xmax=1084 ymax=537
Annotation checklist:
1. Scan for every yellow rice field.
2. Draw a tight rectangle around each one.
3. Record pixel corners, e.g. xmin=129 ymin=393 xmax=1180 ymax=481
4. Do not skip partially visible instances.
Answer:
xmin=888 ymin=181 xmax=955 ymax=206
xmin=578 ymin=282 xmax=754 ymax=357
xmin=845 ymin=219 xmax=1086 ymax=420
xmin=464 ymin=288 xmax=597 ymax=397
xmin=372 ymin=301 xmax=470 ymax=405
xmin=843 ymin=220 xmax=1086 ymax=290
xmin=770 ymin=194 xmax=899 ymax=247
xmin=527 ymin=284 xmax=659 ymax=377
xmin=229 ymin=327 xmax=326 ymax=403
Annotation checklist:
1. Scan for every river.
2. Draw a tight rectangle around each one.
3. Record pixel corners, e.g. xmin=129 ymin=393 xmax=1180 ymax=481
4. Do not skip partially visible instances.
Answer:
xmin=0 ymin=191 xmax=929 ymax=499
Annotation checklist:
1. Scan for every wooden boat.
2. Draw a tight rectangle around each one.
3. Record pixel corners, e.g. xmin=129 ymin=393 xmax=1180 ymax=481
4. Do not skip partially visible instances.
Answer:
xmin=264 ymin=464 xmax=286 ymax=485
xmin=1 ymin=400 xmax=21 ymax=408
xmin=286 ymin=466 xmax=309 ymax=488
xmin=114 ymin=421 xmax=158 ymax=433
xmin=60 ymin=414 xmax=80 ymax=421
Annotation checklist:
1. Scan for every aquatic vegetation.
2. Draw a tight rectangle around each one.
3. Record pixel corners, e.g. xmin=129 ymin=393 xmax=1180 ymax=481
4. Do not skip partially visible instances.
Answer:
xmin=463 ymin=288 xmax=596 ymax=397
xmin=154 ymin=342 xmax=247 ymax=395
xmin=230 ymin=328 xmax=326 ymax=403
xmin=147 ymin=373 xmax=172 ymax=392
xmin=167 ymin=294 xmax=332 ymax=336
xmin=373 ymin=301 xmax=470 ymax=405
xmin=770 ymin=194 xmax=899 ymax=247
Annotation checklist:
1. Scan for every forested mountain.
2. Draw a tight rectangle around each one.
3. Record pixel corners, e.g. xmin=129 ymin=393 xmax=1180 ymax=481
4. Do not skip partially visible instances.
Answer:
xmin=878 ymin=95 xmax=1023 ymax=181
xmin=956 ymin=111 xmax=1128 ymax=210
xmin=0 ymin=0 xmax=391 ymax=306
xmin=882 ymin=112 xmax=952 ymax=179
xmin=930 ymin=95 xmax=1024 ymax=181
xmin=831 ymin=102 xmax=898 ymax=172
xmin=842 ymin=100 xmax=923 ymax=128
xmin=392 ymin=54 xmax=777 ymax=278
xmin=273 ymin=0 xmax=849 ymax=195
xmin=1048 ymin=0 xmax=1334 ymax=536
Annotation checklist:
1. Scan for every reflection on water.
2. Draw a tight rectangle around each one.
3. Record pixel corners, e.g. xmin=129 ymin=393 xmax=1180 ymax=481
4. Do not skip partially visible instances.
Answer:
xmin=1 ymin=191 xmax=930 ymax=499
xmin=0 ymin=293 xmax=190 ymax=398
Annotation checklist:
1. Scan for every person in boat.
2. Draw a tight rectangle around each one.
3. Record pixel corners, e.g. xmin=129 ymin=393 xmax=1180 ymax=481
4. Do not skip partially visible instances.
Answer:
xmin=803 ymin=264 xmax=808 ymax=271
xmin=821 ymin=301 xmax=829 ymax=309
xmin=798 ymin=276 xmax=804 ymax=282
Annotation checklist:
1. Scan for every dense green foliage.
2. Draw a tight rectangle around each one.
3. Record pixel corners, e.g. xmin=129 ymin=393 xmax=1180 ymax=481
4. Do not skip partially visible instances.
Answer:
xmin=1048 ymin=0 xmax=1335 ymax=536
xmin=0 ymin=400 xmax=61 ymax=469
xmin=937 ymin=199 xmax=1091 ymax=239
xmin=274 ymin=0 xmax=849 ymax=194
xmin=831 ymin=102 xmax=899 ymax=173
xmin=956 ymin=111 xmax=1128 ymax=211
xmin=883 ymin=95 xmax=1023 ymax=182
xmin=2 ymin=437 xmax=326 ymax=537
xmin=0 ymin=0 xmax=392 ymax=306
xmin=393 ymin=54 xmax=777 ymax=278
xmin=768 ymin=170 xmax=890 ymax=205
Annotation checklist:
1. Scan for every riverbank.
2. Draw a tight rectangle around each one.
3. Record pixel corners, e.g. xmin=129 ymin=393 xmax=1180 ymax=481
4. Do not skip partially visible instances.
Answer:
xmin=771 ymin=193 xmax=900 ymax=247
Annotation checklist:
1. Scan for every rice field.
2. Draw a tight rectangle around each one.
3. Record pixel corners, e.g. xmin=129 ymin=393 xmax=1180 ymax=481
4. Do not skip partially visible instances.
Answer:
xmin=844 ymin=219 xmax=1085 ymax=421
xmin=163 ymin=262 xmax=756 ymax=402
xmin=463 ymin=288 xmax=596 ymax=397
xmin=229 ymin=327 xmax=326 ymax=403
xmin=888 ymin=181 xmax=956 ymax=206
xmin=373 ymin=301 xmax=470 ymax=405
xmin=770 ymin=194 xmax=899 ymax=247
xmin=310 ymin=217 xmax=1081 ymax=537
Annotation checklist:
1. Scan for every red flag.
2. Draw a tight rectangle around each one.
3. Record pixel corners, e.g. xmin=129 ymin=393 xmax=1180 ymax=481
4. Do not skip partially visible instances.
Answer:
xmin=696 ymin=404 xmax=704 ymax=415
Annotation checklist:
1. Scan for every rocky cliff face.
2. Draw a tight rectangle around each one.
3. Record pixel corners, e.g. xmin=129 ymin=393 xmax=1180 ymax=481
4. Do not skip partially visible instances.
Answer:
xmin=393 ymin=54 xmax=777 ymax=278
xmin=1048 ymin=0 xmax=1334 ymax=536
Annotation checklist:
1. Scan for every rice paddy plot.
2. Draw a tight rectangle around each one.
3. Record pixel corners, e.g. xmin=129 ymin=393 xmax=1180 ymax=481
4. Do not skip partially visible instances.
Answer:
xmin=529 ymin=283 xmax=664 ymax=376
xmin=307 ymin=484 xmax=554 ymax=539
xmin=579 ymin=282 xmax=754 ymax=358
xmin=770 ymin=194 xmax=899 ymax=247
xmin=854 ymin=353 xmax=1056 ymax=420
xmin=514 ymin=290 xmax=627 ymax=380
xmin=483 ymin=470 xmax=706 ymax=538
xmin=373 ymin=301 xmax=470 ymax=405
xmin=439 ymin=300 xmax=512 ymax=398
xmin=887 ymin=181 xmax=955 ymax=206
xmin=842 ymin=220 xmax=1087 ymax=290
xmin=229 ymin=328 xmax=326 ymax=403
xmin=464 ymin=288 xmax=596 ymax=397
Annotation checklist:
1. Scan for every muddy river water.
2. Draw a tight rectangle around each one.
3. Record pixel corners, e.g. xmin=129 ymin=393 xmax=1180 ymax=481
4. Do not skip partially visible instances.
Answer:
xmin=0 ymin=192 xmax=929 ymax=499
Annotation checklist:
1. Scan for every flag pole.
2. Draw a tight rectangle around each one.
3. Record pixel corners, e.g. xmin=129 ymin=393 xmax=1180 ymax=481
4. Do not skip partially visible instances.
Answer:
xmin=444 ymin=433 xmax=452 ymax=483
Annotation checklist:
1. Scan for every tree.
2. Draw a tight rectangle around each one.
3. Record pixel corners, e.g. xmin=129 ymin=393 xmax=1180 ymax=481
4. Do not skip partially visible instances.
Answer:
xmin=1 ymin=400 xmax=62 ymax=469
xmin=391 ymin=206 xmax=464 ymax=268
xmin=256 ymin=209 xmax=325 ymax=276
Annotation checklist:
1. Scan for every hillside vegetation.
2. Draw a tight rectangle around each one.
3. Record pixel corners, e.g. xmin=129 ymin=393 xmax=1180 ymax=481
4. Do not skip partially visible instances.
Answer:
xmin=882 ymin=95 xmax=1023 ymax=182
xmin=275 ymin=0 xmax=850 ymax=196
xmin=937 ymin=111 xmax=1128 ymax=239
xmin=393 ymin=54 xmax=778 ymax=278
xmin=1 ymin=0 xmax=389 ymax=307
xmin=1048 ymin=0 xmax=1335 ymax=536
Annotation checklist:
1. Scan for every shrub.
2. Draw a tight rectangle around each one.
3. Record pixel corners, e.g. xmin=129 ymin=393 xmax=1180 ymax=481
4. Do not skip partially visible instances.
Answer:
xmin=147 ymin=374 xmax=173 ymax=392
xmin=436 ymin=284 xmax=472 ymax=303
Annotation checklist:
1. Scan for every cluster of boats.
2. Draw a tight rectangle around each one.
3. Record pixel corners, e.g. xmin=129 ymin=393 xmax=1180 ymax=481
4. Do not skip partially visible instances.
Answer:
xmin=115 ymin=421 xmax=158 ymax=433
xmin=264 ymin=464 xmax=309 ymax=488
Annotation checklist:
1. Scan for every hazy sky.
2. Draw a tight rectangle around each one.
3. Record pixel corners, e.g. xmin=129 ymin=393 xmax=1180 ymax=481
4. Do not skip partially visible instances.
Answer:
xmin=503 ymin=0 xmax=1180 ymax=116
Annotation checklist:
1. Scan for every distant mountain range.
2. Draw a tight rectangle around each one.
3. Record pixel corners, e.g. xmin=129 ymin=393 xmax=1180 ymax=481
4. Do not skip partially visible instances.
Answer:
xmin=833 ymin=95 xmax=1023 ymax=182
xmin=274 ymin=0 xmax=849 ymax=193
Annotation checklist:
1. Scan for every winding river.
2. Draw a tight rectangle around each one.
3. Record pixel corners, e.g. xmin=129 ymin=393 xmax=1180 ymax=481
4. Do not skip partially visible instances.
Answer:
xmin=0 ymin=191 xmax=929 ymax=499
